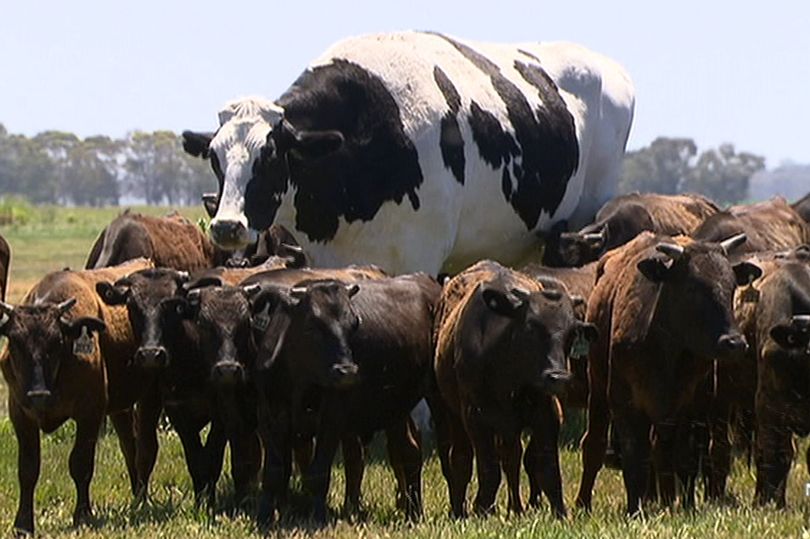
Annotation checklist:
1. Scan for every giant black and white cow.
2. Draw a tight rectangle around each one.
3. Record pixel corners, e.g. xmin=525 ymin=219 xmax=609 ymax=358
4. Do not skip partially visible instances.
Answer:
xmin=183 ymin=31 xmax=635 ymax=275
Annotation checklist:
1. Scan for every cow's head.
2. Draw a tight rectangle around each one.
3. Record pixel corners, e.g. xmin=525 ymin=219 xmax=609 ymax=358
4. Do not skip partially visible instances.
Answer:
xmin=760 ymin=314 xmax=810 ymax=432
xmin=250 ymin=280 xmax=361 ymax=389
xmin=183 ymin=97 xmax=344 ymax=251
xmin=169 ymin=282 xmax=256 ymax=387
xmin=0 ymin=299 xmax=105 ymax=411
xmin=635 ymin=233 xmax=761 ymax=358
xmin=546 ymin=228 xmax=607 ymax=267
xmin=96 ymin=268 xmax=190 ymax=370
xmin=471 ymin=279 xmax=598 ymax=395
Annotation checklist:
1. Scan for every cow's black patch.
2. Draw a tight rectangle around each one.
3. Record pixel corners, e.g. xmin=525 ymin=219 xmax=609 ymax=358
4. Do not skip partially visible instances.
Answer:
xmin=433 ymin=66 xmax=465 ymax=185
xmin=246 ymin=59 xmax=424 ymax=243
xmin=434 ymin=33 xmax=579 ymax=229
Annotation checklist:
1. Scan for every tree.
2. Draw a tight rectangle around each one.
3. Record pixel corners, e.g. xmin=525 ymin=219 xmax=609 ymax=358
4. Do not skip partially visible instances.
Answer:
xmin=619 ymin=137 xmax=697 ymax=195
xmin=123 ymin=131 xmax=187 ymax=205
xmin=682 ymin=144 xmax=765 ymax=205
xmin=64 ymin=136 xmax=120 ymax=206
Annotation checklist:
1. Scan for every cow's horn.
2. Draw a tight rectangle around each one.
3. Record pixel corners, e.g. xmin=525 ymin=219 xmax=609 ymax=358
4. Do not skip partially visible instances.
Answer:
xmin=57 ymin=298 xmax=77 ymax=314
xmin=0 ymin=301 xmax=14 ymax=316
xmin=583 ymin=229 xmax=605 ymax=242
xmin=655 ymin=243 xmax=684 ymax=260
xmin=720 ymin=233 xmax=747 ymax=255
xmin=290 ymin=286 xmax=308 ymax=298
xmin=242 ymin=283 xmax=262 ymax=297
xmin=791 ymin=314 xmax=810 ymax=327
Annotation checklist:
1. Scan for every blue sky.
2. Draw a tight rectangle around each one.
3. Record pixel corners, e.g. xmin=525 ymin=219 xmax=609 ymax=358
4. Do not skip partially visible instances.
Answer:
xmin=1 ymin=1 xmax=808 ymax=167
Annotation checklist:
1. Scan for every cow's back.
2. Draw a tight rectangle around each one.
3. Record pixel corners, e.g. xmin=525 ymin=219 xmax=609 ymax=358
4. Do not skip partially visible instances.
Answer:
xmin=89 ymin=212 xmax=215 ymax=271
xmin=694 ymin=197 xmax=810 ymax=253
xmin=793 ymin=192 xmax=810 ymax=223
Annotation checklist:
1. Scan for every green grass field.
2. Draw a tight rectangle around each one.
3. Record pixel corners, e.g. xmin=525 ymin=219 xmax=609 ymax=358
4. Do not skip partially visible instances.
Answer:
xmin=1 ymin=206 xmax=809 ymax=538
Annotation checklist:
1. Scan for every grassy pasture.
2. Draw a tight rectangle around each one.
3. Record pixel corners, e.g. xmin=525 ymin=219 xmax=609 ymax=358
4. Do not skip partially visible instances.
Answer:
xmin=0 ymin=205 xmax=809 ymax=537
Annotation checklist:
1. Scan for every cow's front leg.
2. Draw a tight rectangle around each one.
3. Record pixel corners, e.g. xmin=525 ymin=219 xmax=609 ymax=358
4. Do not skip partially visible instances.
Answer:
xmin=109 ymin=409 xmax=138 ymax=495
xmin=462 ymin=404 xmax=500 ymax=516
xmin=528 ymin=395 xmax=566 ymax=519
xmin=133 ymin=382 xmax=162 ymax=500
xmin=385 ymin=417 xmax=424 ymax=520
xmin=614 ymin=407 xmax=652 ymax=516
xmin=10 ymin=401 xmax=40 ymax=536
xmin=303 ymin=397 xmax=344 ymax=523
xmin=70 ymin=409 xmax=105 ymax=527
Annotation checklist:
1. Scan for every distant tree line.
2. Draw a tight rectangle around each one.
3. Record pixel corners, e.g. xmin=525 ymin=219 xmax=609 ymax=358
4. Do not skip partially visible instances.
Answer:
xmin=0 ymin=124 xmax=215 ymax=206
xmin=619 ymin=137 xmax=766 ymax=205
xmin=0 ymin=125 xmax=771 ymax=208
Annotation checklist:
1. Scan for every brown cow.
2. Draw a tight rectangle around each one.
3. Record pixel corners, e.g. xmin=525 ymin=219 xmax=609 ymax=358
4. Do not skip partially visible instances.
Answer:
xmin=734 ymin=249 xmax=810 ymax=507
xmin=85 ymin=211 xmax=306 ymax=271
xmin=693 ymin=197 xmax=810 ymax=254
xmin=0 ymin=258 xmax=157 ymax=535
xmin=574 ymin=232 xmax=761 ymax=514
xmin=542 ymin=192 xmax=719 ymax=267
xmin=0 ymin=233 xmax=9 ymax=301
xmin=433 ymin=260 xmax=597 ymax=518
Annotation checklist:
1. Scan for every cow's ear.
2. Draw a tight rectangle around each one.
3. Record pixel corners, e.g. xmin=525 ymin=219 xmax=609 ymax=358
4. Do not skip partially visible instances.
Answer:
xmin=96 ymin=281 xmax=130 ymax=306
xmin=577 ymin=322 xmax=600 ymax=344
xmin=637 ymin=256 xmax=672 ymax=282
xmin=61 ymin=316 xmax=107 ymax=339
xmin=481 ymin=285 xmax=528 ymax=317
xmin=0 ymin=301 xmax=14 ymax=335
xmin=770 ymin=324 xmax=805 ymax=349
xmin=277 ymin=119 xmax=343 ymax=160
xmin=182 ymin=131 xmax=213 ymax=159
xmin=733 ymin=261 xmax=762 ymax=287
xmin=201 ymin=193 xmax=219 ymax=218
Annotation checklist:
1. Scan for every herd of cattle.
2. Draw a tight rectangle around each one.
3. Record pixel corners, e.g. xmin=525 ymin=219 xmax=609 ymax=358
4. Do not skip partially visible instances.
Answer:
xmin=3 ymin=30 xmax=810 ymax=535
xmin=0 ymin=192 xmax=809 ymax=534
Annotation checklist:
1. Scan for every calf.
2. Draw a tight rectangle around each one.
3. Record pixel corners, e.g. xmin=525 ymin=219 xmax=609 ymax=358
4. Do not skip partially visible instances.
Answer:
xmin=246 ymin=273 xmax=439 ymax=523
xmin=693 ymin=197 xmax=810 ymax=254
xmin=751 ymin=255 xmax=810 ymax=506
xmin=0 ymin=258 xmax=157 ymax=535
xmin=575 ymin=232 xmax=761 ymax=514
xmin=433 ymin=260 xmax=597 ymax=518
xmin=542 ymin=192 xmax=718 ymax=267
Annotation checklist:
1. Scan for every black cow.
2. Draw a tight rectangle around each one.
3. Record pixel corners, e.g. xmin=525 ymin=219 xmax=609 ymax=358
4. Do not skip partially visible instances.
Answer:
xmin=246 ymin=274 xmax=440 ymax=523
xmin=542 ymin=192 xmax=718 ymax=267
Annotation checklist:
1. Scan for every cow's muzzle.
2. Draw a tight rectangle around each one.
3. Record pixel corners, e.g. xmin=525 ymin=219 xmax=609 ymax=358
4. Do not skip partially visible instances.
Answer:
xmin=26 ymin=389 xmax=53 ymax=410
xmin=134 ymin=346 xmax=168 ymax=370
xmin=210 ymin=219 xmax=251 ymax=251
xmin=716 ymin=333 xmax=748 ymax=355
xmin=329 ymin=362 xmax=360 ymax=389
xmin=212 ymin=360 xmax=244 ymax=385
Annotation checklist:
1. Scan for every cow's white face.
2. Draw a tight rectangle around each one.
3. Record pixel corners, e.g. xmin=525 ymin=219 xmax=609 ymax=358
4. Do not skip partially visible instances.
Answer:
xmin=207 ymin=98 xmax=283 ymax=251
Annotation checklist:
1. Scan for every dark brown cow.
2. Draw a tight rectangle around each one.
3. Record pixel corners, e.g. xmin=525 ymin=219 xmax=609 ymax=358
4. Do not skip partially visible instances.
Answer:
xmin=543 ymin=192 xmax=719 ymax=267
xmin=433 ymin=260 xmax=597 ymax=518
xmin=0 ymin=233 xmax=9 ymax=301
xmin=693 ymin=197 xmax=810 ymax=254
xmin=0 ymin=258 xmax=157 ymax=535
xmin=245 ymin=272 xmax=438 ymax=524
xmin=575 ymin=232 xmax=761 ymax=514
xmin=520 ymin=261 xmax=598 ymax=409
xmin=746 ymin=252 xmax=810 ymax=506
xmin=793 ymin=192 xmax=810 ymax=223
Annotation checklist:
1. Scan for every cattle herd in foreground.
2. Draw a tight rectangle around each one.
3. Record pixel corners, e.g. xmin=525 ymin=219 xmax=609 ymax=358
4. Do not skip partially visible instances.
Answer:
xmin=2 ymin=29 xmax=810 ymax=535
xmin=0 ymin=192 xmax=808 ymax=534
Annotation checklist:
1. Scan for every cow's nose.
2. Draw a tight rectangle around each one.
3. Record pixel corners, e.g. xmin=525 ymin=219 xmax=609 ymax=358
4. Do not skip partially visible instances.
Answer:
xmin=541 ymin=369 xmax=572 ymax=395
xmin=717 ymin=333 xmax=748 ymax=354
xmin=213 ymin=361 xmax=243 ymax=385
xmin=330 ymin=362 xmax=359 ymax=388
xmin=26 ymin=389 xmax=52 ymax=409
xmin=210 ymin=219 xmax=249 ymax=249
xmin=134 ymin=346 xmax=168 ymax=369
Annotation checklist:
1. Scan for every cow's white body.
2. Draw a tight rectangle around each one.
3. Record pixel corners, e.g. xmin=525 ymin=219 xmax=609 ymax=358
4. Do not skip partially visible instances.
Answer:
xmin=207 ymin=32 xmax=635 ymax=275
